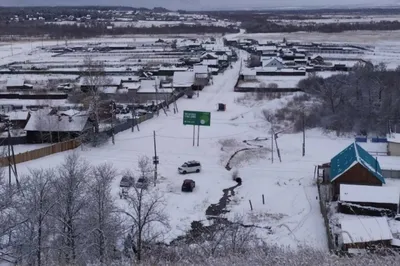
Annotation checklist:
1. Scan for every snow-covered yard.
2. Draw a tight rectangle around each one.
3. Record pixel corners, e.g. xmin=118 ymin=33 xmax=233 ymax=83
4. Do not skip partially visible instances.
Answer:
xmin=12 ymin=50 xmax=371 ymax=250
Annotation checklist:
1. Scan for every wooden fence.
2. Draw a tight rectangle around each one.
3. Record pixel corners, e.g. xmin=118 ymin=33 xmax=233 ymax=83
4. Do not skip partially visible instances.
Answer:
xmin=0 ymin=139 xmax=80 ymax=166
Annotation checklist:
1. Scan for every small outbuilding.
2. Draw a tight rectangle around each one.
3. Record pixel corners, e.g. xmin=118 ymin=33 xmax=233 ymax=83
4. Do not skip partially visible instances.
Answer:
xmin=24 ymin=113 xmax=89 ymax=143
xmin=387 ymin=133 xmax=400 ymax=156
xmin=330 ymin=142 xmax=385 ymax=198
xmin=340 ymin=217 xmax=392 ymax=251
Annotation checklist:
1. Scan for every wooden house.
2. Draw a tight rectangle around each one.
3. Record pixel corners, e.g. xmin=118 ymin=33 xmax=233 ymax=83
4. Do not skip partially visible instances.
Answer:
xmin=329 ymin=142 xmax=385 ymax=199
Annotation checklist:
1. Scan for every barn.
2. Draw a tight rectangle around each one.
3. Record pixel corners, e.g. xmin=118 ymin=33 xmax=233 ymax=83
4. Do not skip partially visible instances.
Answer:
xmin=330 ymin=142 xmax=385 ymax=199
xmin=338 ymin=184 xmax=399 ymax=216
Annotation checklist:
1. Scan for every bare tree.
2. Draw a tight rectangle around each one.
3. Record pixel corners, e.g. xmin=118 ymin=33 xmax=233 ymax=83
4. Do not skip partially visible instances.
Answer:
xmin=80 ymin=56 xmax=111 ymax=138
xmin=137 ymin=156 xmax=153 ymax=181
xmin=16 ymin=169 xmax=55 ymax=266
xmin=51 ymin=153 xmax=90 ymax=265
xmin=0 ymin=166 xmax=21 ymax=264
xmin=121 ymin=157 xmax=169 ymax=262
xmin=86 ymin=163 xmax=121 ymax=265
xmin=189 ymin=216 xmax=256 ymax=257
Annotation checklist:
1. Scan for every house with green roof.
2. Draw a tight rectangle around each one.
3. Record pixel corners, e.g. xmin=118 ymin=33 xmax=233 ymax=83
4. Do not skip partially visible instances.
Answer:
xmin=329 ymin=142 xmax=385 ymax=198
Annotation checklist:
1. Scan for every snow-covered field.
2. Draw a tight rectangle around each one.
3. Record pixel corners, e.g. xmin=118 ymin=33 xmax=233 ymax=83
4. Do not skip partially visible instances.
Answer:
xmin=273 ymin=15 xmax=400 ymax=25
xmin=9 ymin=49 xmax=379 ymax=250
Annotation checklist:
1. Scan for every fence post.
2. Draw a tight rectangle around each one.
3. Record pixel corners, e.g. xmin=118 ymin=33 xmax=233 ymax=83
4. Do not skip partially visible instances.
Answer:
xmin=262 ymin=194 xmax=265 ymax=205
xmin=249 ymin=200 xmax=253 ymax=211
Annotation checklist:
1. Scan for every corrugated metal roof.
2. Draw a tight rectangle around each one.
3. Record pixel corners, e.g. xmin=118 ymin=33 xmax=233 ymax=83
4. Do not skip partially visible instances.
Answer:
xmin=330 ymin=142 xmax=385 ymax=184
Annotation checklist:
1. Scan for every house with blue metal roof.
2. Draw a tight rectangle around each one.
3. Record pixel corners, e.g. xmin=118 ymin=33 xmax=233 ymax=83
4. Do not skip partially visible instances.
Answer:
xmin=330 ymin=142 xmax=385 ymax=198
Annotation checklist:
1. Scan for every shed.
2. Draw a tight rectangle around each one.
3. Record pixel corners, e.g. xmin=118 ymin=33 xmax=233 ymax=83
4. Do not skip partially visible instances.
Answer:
xmin=340 ymin=217 xmax=392 ymax=250
xmin=136 ymin=78 xmax=173 ymax=102
xmin=24 ymin=113 xmax=89 ymax=143
xmin=387 ymin=133 xmax=400 ymax=156
xmin=172 ymin=71 xmax=195 ymax=90
xmin=4 ymin=111 xmax=30 ymax=129
xmin=330 ymin=142 xmax=385 ymax=198
xmin=374 ymin=155 xmax=400 ymax=179
xmin=6 ymin=79 xmax=33 ymax=90
xmin=339 ymin=184 xmax=399 ymax=216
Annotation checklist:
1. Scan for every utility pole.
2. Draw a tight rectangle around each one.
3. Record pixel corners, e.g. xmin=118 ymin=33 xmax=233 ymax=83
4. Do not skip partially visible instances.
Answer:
xmin=110 ymin=102 xmax=115 ymax=145
xmin=271 ymin=130 xmax=274 ymax=164
xmin=152 ymin=131 xmax=159 ymax=187
xmin=6 ymin=120 xmax=19 ymax=189
xmin=274 ymin=132 xmax=282 ymax=163
xmin=302 ymin=112 xmax=305 ymax=157
xmin=131 ymin=107 xmax=140 ymax=132
xmin=154 ymin=80 xmax=160 ymax=117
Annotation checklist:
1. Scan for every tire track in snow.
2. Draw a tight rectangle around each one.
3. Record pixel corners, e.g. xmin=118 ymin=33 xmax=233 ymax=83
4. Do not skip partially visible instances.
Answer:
xmin=290 ymin=185 xmax=313 ymax=234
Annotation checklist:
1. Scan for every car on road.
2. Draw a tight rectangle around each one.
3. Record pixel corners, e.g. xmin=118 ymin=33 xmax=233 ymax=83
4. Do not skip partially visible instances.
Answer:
xmin=178 ymin=160 xmax=201 ymax=174
xmin=181 ymin=179 xmax=195 ymax=192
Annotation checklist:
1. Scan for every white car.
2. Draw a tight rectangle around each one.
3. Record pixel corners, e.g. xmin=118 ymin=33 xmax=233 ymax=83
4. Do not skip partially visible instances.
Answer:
xmin=178 ymin=161 xmax=201 ymax=174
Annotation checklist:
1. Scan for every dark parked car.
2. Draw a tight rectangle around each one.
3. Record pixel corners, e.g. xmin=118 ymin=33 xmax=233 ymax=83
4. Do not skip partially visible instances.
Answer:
xmin=181 ymin=179 xmax=195 ymax=192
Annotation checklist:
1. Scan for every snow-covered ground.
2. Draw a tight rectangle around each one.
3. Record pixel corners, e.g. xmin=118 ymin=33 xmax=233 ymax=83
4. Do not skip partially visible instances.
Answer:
xmin=10 ymin=48 xmax=383 ymax=250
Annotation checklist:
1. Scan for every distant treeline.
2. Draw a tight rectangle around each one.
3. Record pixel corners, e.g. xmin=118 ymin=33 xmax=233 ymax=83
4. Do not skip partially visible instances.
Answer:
xmin=241 ymin=20 xmax=400 ymax=33
xmin=0 ymin=22 xmax=239 ymax=39
xmin=205 ymin=8 xmax=400 ymax=19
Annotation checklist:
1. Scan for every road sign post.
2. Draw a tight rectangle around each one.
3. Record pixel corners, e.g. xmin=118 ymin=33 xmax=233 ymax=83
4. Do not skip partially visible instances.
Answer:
xmin=183 ymin=110 xmax=211 ymax=147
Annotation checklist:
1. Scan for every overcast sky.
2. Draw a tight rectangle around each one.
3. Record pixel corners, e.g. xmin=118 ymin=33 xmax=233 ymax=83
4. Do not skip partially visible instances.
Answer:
xmin=2 ymin=0 xmax=400 ymax=10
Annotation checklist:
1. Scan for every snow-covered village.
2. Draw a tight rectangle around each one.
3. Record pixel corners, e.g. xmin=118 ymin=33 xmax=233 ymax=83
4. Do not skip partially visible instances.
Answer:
xmin=3 ymin=4 xmax=400 ymax=266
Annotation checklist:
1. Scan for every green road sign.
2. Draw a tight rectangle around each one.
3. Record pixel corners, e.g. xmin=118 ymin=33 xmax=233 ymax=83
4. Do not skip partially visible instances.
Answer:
xmin=183 ymin=110 xmax=211 ymax=126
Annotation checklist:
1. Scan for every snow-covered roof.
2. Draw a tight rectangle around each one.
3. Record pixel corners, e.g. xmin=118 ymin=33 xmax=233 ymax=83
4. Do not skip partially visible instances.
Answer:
xmin=241 ymin=68 xmax=256 ymax=76
xmin=25 ymin=114 xmax=89 ymax=132
xmin=378 ymin=156 xmax=400 ymax=171
xmin=340 ymin=184 xmax=399 ymax=204
xmin=200 ymin=52 xmax=218 ymax=59
xmin=256 ymin=46 xmax=277 ymax=51
xmin=99 ymin=86 xmax=118 ymax=94
xmin=262 ymin=57 xmax=284 ymax=66
xmin=330 ymin=142 xmax=385 ymax=184
xmin=6 ymin=79 xmax=24 ymax=87
xmin=139 ymin=79 xmax=160 ymax=92
xmin=201 ymin=59 xmax=218 ymax=66
xmin=173 ymin=71 xmax=195 ymax=87
xmin=122 ymin=82 xmax=140 ymax=90
xmin=391 ymin=238 xmax=400 ymax=247
xmin=341 ymin=217 xmax=392 ymax=244
xmin=59 ymin=109 xmax=85 ymax=117
xmin=193 ymin=65 xmax=209 ymax=74
xmin=387 ymin=133 xmax=400 ymax=144
xmin=5 ymin=111 xmax=30 ymax=121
